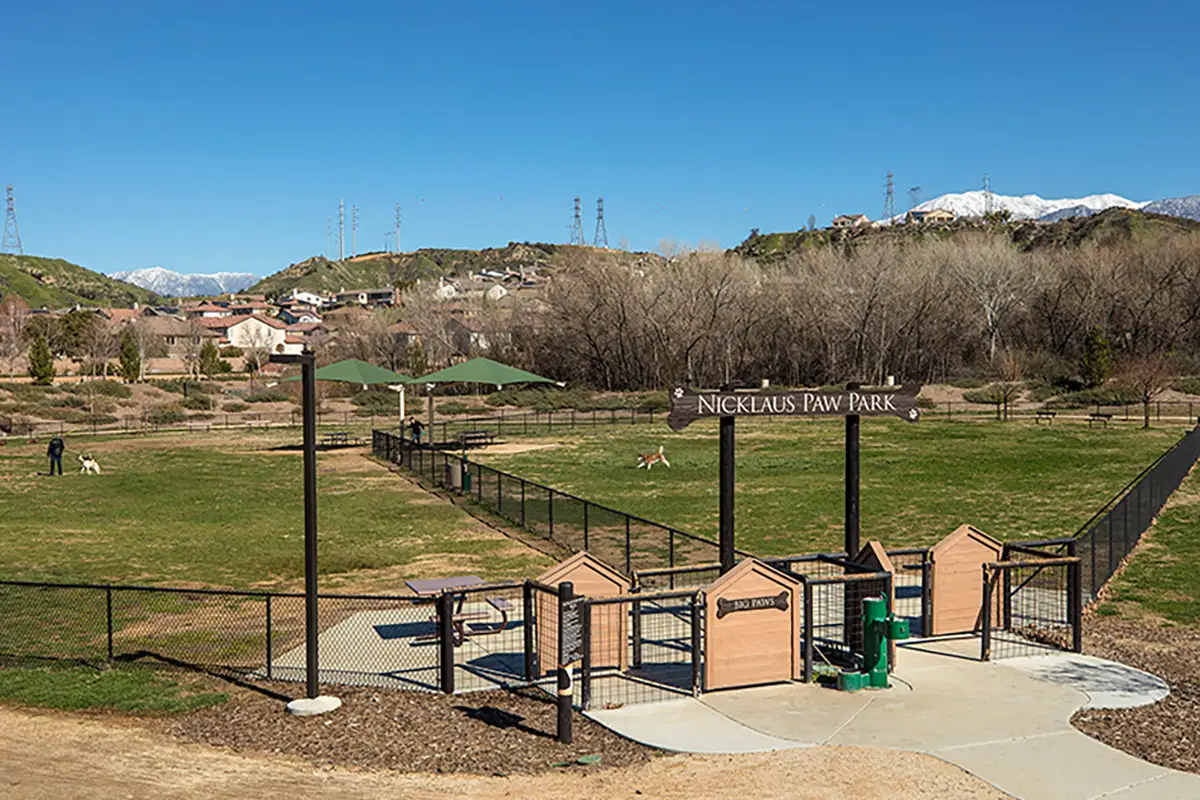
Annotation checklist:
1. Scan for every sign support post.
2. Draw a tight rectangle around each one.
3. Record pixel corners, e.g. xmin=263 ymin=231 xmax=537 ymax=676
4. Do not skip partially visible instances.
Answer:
xmin=845 ymin=381 xmax=861 ymax=558
xmin=271 ymin=350 xmax=340 ymax=717
xmin=557 ymin=581 xmax=577 ymax=744
xmin=719 ymin=415 xmax=735 ymax=574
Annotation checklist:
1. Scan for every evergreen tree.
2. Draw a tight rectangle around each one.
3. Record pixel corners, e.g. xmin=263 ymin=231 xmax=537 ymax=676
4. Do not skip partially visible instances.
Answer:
xmin=28 ymin=336 xmax=55 ymax=386
xmin=406 ymin=340 xmax=428 ymax=378
xmin=1080 ymin=326 xmax=1113 ymax=388
xmin=199 ymin=339 xmax=221 ymax=379
xmin=119 ymin=330 xmax=141 ymax=383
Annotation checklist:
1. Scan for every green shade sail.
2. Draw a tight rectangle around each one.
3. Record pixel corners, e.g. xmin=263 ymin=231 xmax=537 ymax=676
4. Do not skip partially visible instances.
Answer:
xmin=282 ymin=358 xmax=412 ymax=385
xmin=412 ymin=357 xmax=559 ymax=388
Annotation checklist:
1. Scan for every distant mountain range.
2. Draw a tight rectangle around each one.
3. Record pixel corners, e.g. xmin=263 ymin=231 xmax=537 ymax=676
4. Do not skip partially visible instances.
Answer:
xmin=889 ymin=190 xmax=1200 ymax=225
xmin=111 ymin=267 xmax=256 ymax=297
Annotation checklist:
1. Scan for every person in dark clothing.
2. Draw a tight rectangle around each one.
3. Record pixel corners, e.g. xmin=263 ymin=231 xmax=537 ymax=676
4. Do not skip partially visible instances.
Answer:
xmin=409 ymin=417 xmax=424 ymax=445
xmin=47 ymin=436 xmax=65 ymax=476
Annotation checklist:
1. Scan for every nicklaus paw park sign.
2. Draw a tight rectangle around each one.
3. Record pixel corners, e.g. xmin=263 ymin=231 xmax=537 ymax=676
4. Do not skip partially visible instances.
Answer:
xmin=667 ymin=384 xmax=923 ymax=430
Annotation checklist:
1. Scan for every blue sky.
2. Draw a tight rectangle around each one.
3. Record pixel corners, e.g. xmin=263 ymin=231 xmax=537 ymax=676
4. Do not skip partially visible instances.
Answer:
xmin=6 ymin=1 xmax=1198 ymax=277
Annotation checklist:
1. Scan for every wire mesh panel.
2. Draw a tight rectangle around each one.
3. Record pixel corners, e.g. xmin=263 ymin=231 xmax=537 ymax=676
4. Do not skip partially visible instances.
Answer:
xmin=585 ymin=505 xmax=633 ymax=572
xmin=886 ymin=549 xmax=930 ymax=636
xmin=802 ymin=573 xmax=890 ymax=671
xmin=447 ymin=584 xmax=529 ymax=692
xmin=580 ymin=591 xmax=700 ymax=710
xmin=548 ymin=494 xmax=588 ymax=554
xmin=982 ymin=556 xmax=1080 ymax=661
xmin=0 ymin=583 xmax=108 ymax=661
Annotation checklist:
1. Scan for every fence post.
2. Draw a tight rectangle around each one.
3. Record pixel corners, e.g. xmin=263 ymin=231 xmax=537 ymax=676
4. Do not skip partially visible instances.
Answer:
xmin=548 ymin=410 xmax=553 ymax=432
xmin=803 ymin=581 xmax=814 ymax=682
xmin=523 ymin=582 xmax=536 ymax=680
xmin=548 ymin=490 xmax=554 ymax=539
xmin=981 ymin=567 xmax=993 ymax=662
xmin=690 ymin=595 xmax=703 ymax=696
xmin=1002 ymin=566 xmax=1012 ymax=631
xmin=625 ymin=517 xmax=632 ymax=575
xmin=557 ymin=581 xmax=575 ymax=744
xmin=580 ymin=601 xmax=592 ymax=711
xmin=669 ymin=531 xmax=676 ymax=590
xmin=1067 ymin=541 xmax=1083 ymax=653
xmin=106 ymin=586 xmax=114 ymax=661
xmin=521 ymin=481 xmax=527 ymax=528
xmin=498 ymin=472 xmax=503 ymax=515
xmin=921 ymin=557 xmax=933 ymax=637
xmin=266 ymin=595 xmax=273 ymax=679
xmin=438 ymin=592 xmax=455 ymax=694
xmin=583 ymin=502 xmax=590 ymax=551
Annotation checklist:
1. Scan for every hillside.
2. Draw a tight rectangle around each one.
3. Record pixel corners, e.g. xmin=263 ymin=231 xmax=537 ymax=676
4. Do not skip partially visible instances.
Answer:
xmin=249 ymin=242 xmax=630 ymax=297
xmin=732 ymin=208 xmax=1200 ymax=262
xmin=0 ymin=254 xmax=160 ymax=309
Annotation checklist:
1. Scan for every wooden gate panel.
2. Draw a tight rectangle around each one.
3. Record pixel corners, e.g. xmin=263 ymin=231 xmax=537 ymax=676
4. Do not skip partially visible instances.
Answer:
xmin=704 ymin=560 xmax=799 ymax=691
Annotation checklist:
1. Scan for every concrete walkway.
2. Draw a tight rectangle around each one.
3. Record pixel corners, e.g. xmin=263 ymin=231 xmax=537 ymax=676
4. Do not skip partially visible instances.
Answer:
xmin=586 ymin=638 xmax=1200 ymax=800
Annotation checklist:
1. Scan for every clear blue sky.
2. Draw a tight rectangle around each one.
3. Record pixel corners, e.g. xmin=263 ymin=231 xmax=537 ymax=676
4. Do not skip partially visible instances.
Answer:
xmin=6 ymin=1 xmax=1198 ymax=277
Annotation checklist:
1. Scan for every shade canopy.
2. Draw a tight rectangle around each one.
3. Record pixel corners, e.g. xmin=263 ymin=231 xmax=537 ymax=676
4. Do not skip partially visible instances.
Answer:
xmin=413 ymin=357 xmax=559 ymax=389
xmin=282 ymin=359 xmax=412 ymax=386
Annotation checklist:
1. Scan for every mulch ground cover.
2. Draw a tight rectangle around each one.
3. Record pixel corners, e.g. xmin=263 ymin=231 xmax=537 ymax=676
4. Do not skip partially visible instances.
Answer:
xmin=1073 ymin=616 xmax=1200 ymax=774
xmin=152 ymin=678 xmax=658 ymax=775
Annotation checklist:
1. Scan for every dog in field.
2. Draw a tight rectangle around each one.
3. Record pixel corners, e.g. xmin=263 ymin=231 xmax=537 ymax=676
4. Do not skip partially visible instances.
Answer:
xmin=636 ymin=445 xmax=670 ymax=470
xmin=77 ymin=454 xmax=101 ymax=475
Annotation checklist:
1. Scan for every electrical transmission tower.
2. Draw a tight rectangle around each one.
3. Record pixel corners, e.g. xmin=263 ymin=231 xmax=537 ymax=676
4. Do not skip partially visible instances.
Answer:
xmin=593 ymin=197 xmax=608 ymax=248
xmin=338 ymin=200 xmax=345 ymax=261
xmin=908 ymin=186 xmax=922 ymax=211
xmin=883 ymin=172 xmax=895 ymax=222
xmin=394 ymin=203 xmax=402 ymax=254
xmin=983 ymin=173 xmax=993 ymax=216
xmin=569 ymin=197 xmax=585 ymax=246
xmin=2 ymin=186 xmax=23 ymax=255
xmin=351 ymin=205 xmax=358 ymax=257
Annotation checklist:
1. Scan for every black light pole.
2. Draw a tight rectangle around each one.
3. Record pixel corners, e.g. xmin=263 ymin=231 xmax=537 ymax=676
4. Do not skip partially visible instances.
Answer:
xmin=845 ymin=381 xmax=861 ymax=558
xmin=271 ymin=349 xmax=339 ymax=715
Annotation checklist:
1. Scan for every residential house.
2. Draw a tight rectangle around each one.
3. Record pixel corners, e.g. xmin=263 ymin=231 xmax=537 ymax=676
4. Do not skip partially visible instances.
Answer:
xmin=333 ymin=288 xmax=397 ymax=307
xmin=288 ymin=288 xmax=328 ymax=307
xmin=830 ymin=214 xmax=872 ymax=229
xmin=142 ymin=316 xmax=220 ymax=357
xmin=225 ymin=314 xmax=300 ymax=355
xmin=447 ymin=316 xmax=490 ymax=356
xmin=277 ymin=306 xmax=323 ymax=325
xmin=907 ymin=208 xmax=957 ymax=225
xmin=227 ymin=301 xmax=272 ymax=317
xmin=184 ymin=302 xmax=231 ymax=319
xmin=388 ymin=320 xmax=419 ymax=353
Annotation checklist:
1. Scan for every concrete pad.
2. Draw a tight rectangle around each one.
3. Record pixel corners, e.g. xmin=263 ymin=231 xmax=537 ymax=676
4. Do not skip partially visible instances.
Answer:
xmin=585 ymin=696 xmax=808 ymax=754
xmin=998 ymin=654 xmax=1170 ymax=709
xmin=285 ymin=695 xmax=342 ymax=716
xmin=701 ymin=681 xmax=898 ymax=744
xmin=1100 ymin=771 xmax=1200 ymax=800
xmin=932 ymin=731 xmax=1173 ymax=800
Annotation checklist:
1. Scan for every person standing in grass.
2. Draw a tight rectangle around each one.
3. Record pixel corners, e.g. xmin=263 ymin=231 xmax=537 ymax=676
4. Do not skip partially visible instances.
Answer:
xmin=408 ymin=416 xmax=424 ymax=445
xmin=47 ymin=435 xmax=65 ymax=477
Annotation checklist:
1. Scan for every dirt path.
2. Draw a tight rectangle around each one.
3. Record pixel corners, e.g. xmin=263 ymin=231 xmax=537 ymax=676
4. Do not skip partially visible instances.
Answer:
xmin=0 ymin=707 xmax=1004 ymax=799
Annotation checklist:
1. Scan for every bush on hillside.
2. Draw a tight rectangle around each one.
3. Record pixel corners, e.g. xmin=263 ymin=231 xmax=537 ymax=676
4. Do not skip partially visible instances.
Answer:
xmin=1174 ymin=376 xmax=1200 ymax=396
xmin=962 ymin=385 xmax=1005 ymax=405
xmin=350 ymin=388 xmax=400 ymax=415
xmin=244 ymin=389 xmax=289 ymax=404
xmin=66 ymin=380 xmax=133 ymax=399
xmin=1048 ymin=386 xmax=1143 ymax=409
xmin=145 ymin=404 xmax=187 ymax=425
xmin=948 ymin=378 xmax=987 ymax=389
xmin=180 ymin=394 xmax=212 ymax=411
xmin=222 ymin=401 xmax=250 ymax=412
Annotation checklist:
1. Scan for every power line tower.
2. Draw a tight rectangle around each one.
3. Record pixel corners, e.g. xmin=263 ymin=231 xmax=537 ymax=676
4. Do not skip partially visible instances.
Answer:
xmin=351 ymin=205 xmax=358 ymax=257
xmin=593 ymin=197 xmax=608 ymax=248
xmin=983 ymin=173 xmax=993 ymax=216
xmin=883 ymin=172 xmax=895 ymax=222
xmin=569 ymin=196 xmax=585 ymax=246
xmin=908 ymin=186 xmax=922 ymax=211
xmin=338 ymin=199 xmax=345 ymax=261
xmin=2 ymin=186 xmax=23 ymax=255
xmin=394 ymin=203 xmax=402 ymax=254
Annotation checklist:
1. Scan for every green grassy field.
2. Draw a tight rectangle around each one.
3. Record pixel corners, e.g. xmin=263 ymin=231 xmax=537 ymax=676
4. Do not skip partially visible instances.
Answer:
xmin=1099 ymin=474 xmax=1200 ymax=624
xmin=0 ymin=663 xmax=226 ymax=713
xmin=476 ymin=418 xmax=1188 ymax=556
xmin=0 ymin=430 xmax=549 ymax=588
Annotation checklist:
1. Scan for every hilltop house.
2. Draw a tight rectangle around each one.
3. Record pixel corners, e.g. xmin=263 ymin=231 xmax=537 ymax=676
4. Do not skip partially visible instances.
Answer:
xmin=288 ymin=289 xmax=328 ymax=307
xmin=333 ymin=288 xmax=397 ymax=308
xmin=830 ymin=214 xmax=872 ymax=229
xmin=277 ymin=306 xmax=323 ymax=325
xmin=907 ymin=208 xmax=957 ymax=225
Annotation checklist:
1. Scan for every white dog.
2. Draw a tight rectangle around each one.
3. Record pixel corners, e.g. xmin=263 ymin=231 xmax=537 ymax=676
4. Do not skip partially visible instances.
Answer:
xmin=636 ymin=445 xmax=670 ymax=470
xmin=77 ymin=454 xmax=101 ymax=475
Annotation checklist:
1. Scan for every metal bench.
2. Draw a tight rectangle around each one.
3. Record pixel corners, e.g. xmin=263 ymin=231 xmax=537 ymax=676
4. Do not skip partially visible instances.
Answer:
xmin=1088 ymin=412 xmax=1113 ymax=428
xmin=1035 ymin=410 xmax=1057 ymax=425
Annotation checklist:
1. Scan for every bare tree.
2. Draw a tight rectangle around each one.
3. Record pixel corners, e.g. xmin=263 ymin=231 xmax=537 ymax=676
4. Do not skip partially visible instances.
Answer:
xmin=178 ymin=319 xmax=206 ymax=378
xmin=80 ymin=322 xmax=119 ymax=379
xmin=241 ymin=324 xmax=274 ymax=390
xmin=123 ymin=319 xmax=160 ymax=382
xmin=0 ymin=295 xmax=30 ymax=383
xmin=1116 ymin=354 xmax=1175 ymax=429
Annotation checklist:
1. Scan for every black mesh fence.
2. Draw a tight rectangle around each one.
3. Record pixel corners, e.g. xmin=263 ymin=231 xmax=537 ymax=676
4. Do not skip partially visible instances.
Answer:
xmin=797 ymin=570 xmax=892 ymax=681
xmin=1075 ymin=425 xmax=1200 ymax=601
xmin=579 ymin=590 xmax=701 ymax=710
xmin=981 ymin=544 xmax=1081 ymax=661
xmin=373 ymin=430 xmax=726 ymax=575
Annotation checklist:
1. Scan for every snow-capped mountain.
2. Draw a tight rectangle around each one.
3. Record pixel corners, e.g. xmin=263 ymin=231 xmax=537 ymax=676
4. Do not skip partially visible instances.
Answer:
xmin=889 ymin=191 xmax=1147 ymax=223
xmin=1142 ymin=195 xmax=1200 ymax=222
xmin=111 ymin=267 xmax=257 ymax=297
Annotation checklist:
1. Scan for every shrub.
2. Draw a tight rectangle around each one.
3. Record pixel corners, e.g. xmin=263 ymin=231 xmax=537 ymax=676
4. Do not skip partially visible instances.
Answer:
xmin=67 ymin=380 xmax=132 ymax=399
xmin=28 ymin=336 xmax=55 ymax=386
xmin=1174 ymin=376 xmax=1200 ymax=396
xmin=916 ymin=396 xmax=937 ymax=410
xmin=244 ymin=389 xmax=289 ymax=403
xmin=962 ymin=385 xmax=1005 ymax=404
xmin=222 ymin=401 xmax=249 ymax=412
xmin=146 ymin=404 xmax=187 ymax=425
xmin=219 ymin=345 xmax=243 ymax=358
xmin=1080 ymin=326 xmax=1114 ymax=388
xmin=1 ymin=384 xmax=53 ymax=403
xmin=631 ymin=391 xmax=670 ymax=412
xmin=49 ymin=393 xmax=87 ymax=409
xmin=948 ymin=378 xmax=986 ymax=389
xmin=1024 ymin=379 xmax=1059 ymax=403
xmin=1049 ymin=386 xmax=1143 ymax=409
xmin=351 ymin=388 xmax=402 ymax=414
xmin=436 ymin=400 xmax=488 ymax=416
xmin=180 ymin=394 xmax=212 ymax=411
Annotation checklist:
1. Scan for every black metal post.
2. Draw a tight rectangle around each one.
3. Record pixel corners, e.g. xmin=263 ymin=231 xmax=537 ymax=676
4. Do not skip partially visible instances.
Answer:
xmin=1068 ymin=543 xmax=1082 ymax=653
xmin=523 ymin=582 xmax=536 ymax=680
xmin=803 ymin=581 xmax=814 ymax=682
xmin=1002 ymin=566 xmax=1012 ymax=630
xmin=719 ymin=414 xmax=735 ymax=574
xmin=631 ymin=589 xmax=643 ymax=668
xmin=981 ymin=567 xmax=993 ymax=661
xmin=266 ymin=594 xmax=273 ymax=679
xmin=557 ymin=581 xmax=574 ymax=744
xmin=845 ymin=381 xmax=861 ymax=559
xmin=106 ymin=586 xmax=114 ymax=661
xmin=583 ymin=502 xmax=589 ymax=551
xmin=690 ymin=596 xmax=703 ymax=696
xmin=624 ymin=517 xmax=632 ymax=575
xmin=438 ymin=591 xmax=456 ymax=694
xmin=580 ymin=602 xmax=592 ymax=711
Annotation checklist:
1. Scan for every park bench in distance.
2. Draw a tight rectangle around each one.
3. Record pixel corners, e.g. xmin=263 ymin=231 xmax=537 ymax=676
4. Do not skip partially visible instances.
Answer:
xmin=456 ymin=430 xmax=495 ymax=449
xmin=1088 ymin=411 xmax=1114 ymax=428
xmin=1035 ymin=409 xmax=1057 ymax=425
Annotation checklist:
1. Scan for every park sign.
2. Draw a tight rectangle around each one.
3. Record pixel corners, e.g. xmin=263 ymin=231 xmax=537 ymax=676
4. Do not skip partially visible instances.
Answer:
xmin=667 ymin=383 xmax=923 ymax=431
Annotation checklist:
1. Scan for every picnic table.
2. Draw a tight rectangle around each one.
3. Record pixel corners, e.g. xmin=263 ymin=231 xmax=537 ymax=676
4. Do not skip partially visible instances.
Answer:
xmin=406 ymin=575 xmax=513 ymax=646
xmin=1088 ymin=412 xmax=1114 ymax=428
xmin=1035 ymin=410 xmax=1057 ymax=425
xmin=320 ymin=430 xmax=360 ymax=447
